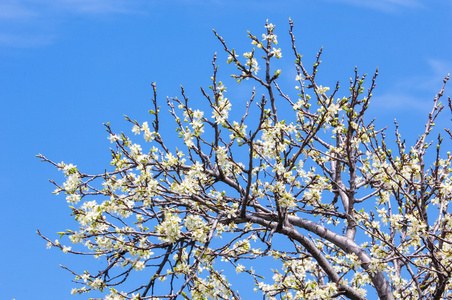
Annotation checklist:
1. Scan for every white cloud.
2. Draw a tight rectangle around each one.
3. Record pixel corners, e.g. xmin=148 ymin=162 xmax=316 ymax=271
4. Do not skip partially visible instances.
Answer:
xmin=0 ymin=0 xmax=149 ymax=48
xmin=370 ymin=59 xmax=451 ymax=112
xmin=371 ymin=93 xmax=432 ymax=112
xmin=0 ymin=32 xmax=54 ymax=47
xmin=0 ymin=1 xmax=37 ymax=20
xmin=31 ymin=0 xmax=144 ymax=15
xmin=427 ymin=59 xmax=452 ymax=80
xmin=321 ymin=0 xmax=423 ymax=13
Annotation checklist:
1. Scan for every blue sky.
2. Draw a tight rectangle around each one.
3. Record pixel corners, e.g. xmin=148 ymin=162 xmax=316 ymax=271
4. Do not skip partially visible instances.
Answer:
xmin=1 ymin=0 xmax=451 ymax=299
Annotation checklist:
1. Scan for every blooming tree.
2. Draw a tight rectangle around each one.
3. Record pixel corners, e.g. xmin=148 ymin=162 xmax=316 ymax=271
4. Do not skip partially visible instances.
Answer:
xmin=39 ymin=20 xmax=452 ymax=300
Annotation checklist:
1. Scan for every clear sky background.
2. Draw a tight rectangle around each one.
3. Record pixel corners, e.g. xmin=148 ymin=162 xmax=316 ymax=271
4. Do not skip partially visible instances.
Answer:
xmin=1 ymin=0 xmax=451 ymax=299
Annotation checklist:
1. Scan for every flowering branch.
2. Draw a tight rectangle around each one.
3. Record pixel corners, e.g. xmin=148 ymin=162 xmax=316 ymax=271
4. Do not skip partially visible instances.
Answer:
xmin=39 ymin=20 xmax=452 ymax=300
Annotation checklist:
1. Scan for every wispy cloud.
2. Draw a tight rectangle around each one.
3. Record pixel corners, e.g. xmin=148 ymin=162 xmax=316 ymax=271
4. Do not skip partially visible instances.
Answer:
xmin=0 ymin=0 xmax=148 ymax=48
xmin=371 ymin=59 xmax=451 ymax=112
xmin=0 ymin=1 xmax=37 ymax=20
xmin=0 ymin=32 xmax=54 ymax=47
xmin=321 ymin=0 xmax=423 ymax=13
xmin=33 ymin=0 xmax=144 ymax=15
